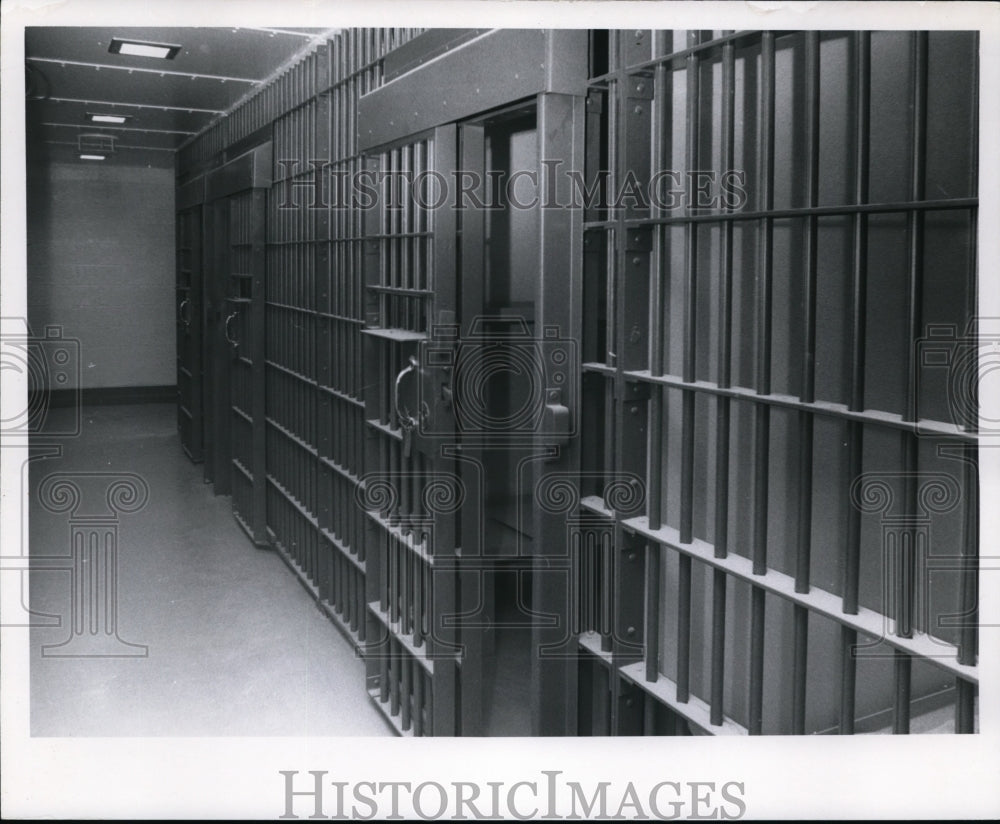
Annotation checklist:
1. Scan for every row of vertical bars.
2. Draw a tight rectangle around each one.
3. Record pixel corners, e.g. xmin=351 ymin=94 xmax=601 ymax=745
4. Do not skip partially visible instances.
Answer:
xmin=227 ymin=189 xmax=260 ymax=538
xmin=363 ymin=134 xmax=439 ymax=733
xmin=174 ymin=31 xmax=424 ymax=690
xmin=178 ymin=29 xmax=423 ymax=175
xmin=583 ymin=29 xmax=978 ymax=735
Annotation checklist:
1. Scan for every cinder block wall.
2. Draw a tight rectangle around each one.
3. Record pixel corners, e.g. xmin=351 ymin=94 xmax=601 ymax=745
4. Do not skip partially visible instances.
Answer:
xmin=27 ymin=160 xmax=175 ymax=389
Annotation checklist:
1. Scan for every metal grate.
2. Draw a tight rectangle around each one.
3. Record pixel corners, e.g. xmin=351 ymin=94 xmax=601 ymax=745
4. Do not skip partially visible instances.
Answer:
xmin=578 ymin=29 xmax=979 ymax=736
xmin=175 ymin=28 xmax=980 ymax=738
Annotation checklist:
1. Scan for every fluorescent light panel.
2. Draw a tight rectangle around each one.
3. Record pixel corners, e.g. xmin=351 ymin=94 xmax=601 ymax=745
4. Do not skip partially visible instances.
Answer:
xmin=79 ymin=154 xmax=106 ymax=161
xmin=87 ymin=113 xmax=129 ymax=124
xmin=108 ymin=38 xmax=181 ymax=60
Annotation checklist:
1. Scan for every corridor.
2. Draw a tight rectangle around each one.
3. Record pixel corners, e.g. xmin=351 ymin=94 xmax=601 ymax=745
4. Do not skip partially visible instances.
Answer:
xmin=29 ymin=403 xmax=391 ymax=737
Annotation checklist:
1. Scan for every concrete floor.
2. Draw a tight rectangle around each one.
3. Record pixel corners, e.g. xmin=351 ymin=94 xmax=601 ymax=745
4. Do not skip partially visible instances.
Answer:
xmin=28 ymin=403 xmax=393 ymax=737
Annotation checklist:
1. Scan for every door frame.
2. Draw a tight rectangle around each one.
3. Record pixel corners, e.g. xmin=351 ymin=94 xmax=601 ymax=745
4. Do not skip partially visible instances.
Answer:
xmin=204 ymin=142 xmax=272 ymax=543
xmin=358 ymin=29 xmax=588 ymax=735
xmin=175 ymin=176 xmax=206 ymax=463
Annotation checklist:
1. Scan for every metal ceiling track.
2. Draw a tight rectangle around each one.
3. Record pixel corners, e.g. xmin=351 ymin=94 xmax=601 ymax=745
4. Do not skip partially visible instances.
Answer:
xmin=46 ymin=96 xmax=225 ymax=114
xmin=26 ymin=56 xmax=259 ymax=84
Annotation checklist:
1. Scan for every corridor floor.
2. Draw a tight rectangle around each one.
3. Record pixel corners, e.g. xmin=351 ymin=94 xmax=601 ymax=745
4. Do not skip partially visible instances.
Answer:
xmin=27 ymin=403 xmax=392 ymax=737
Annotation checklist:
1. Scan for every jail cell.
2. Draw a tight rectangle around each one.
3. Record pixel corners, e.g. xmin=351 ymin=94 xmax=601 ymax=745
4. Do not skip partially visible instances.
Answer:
xmin=170 ymin=28 xmax=979 ymax=737
xmin=176 ymin=31 xmax=424 ymax=646
xmin=575 ymin=29 xmax=979 ymax=735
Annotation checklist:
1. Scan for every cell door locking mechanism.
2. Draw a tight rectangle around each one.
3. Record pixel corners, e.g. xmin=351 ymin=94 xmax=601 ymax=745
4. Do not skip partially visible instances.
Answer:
xmin=394 ymin=355 xmax=420 ymax=458
xmin=224 ymin=312 xmax=239 ymax=350
xmin=543 ymin=387 xmax=571 ymax=444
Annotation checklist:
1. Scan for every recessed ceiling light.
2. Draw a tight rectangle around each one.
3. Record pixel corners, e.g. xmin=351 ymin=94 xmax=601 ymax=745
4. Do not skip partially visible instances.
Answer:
xmin=79 ymin=154 xmax=106 ymax=161
xmin=108 ymin=38 xmax=181 ymax=60
xmin=87 ymin=113 xmax=129 ymax=124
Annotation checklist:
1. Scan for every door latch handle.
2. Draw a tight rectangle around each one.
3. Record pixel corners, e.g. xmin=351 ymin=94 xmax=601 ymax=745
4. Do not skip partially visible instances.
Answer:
xmin=179 ymin=298 xmax=191 ymax=328
xmin=394 ymin=355 xmax=420 ymax=430
xmin=224 ymin=312 xmax=238 ymax=347
xmin=543 ymin=387 xmax=572 ymax=444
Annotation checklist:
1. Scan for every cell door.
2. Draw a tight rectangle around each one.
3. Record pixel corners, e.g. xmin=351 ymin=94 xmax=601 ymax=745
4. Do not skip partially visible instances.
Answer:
xmin=358 ymin=126 xmax=465 ymax=736
xmin=202 ymin=195 xmax=231 ymax=492
xmin=176 ymin=205 xmax=204 ymax=462
xmin=205 ymin=142 xmax=272 ymax=544
xmin=225 ymin=186 xmax=268 ymax=545
xmin=356 ymin=29 xmax=589 ymax=736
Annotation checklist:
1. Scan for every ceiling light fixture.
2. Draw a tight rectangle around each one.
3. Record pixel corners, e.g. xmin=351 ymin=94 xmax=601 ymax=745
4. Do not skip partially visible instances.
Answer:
xmin=108 ymin=38 xmax=181 ymax=60
xmin=87 ymin=113 xmax=130 ymax=124
xmin=79 ymin=154 xmax=106 ymax=161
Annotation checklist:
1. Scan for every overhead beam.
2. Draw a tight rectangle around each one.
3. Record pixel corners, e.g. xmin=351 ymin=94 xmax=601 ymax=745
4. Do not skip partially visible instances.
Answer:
xmin=26 ymin=56 xmax=259 ymax=84
xmin=36 ymin=97 xmax=223 ymax=115
xmin=40 ymin=122 xmax=196 ymax=136
xmin=43 ymin=96 xmax=224 ymax=115
xmin=43 ymin=140 xmax=175 ymax=152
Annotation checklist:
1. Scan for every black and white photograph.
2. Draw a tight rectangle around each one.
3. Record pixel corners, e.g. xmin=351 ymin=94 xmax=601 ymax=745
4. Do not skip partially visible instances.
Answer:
xmin=2 ymin=0 xmax=998 ymax=819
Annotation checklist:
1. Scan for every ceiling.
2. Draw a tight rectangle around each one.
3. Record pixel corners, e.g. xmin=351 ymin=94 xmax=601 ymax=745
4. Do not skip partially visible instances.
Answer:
xmin=25 ymin=27 xmax=330 ymax=169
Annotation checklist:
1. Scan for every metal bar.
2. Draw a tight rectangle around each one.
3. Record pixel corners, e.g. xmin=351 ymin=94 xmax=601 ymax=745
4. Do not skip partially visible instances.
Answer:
xmin=708 ymin=38 xmax=738 ymax=730
xmin=747 ymin=31 xmax=776 ymax=739
xmin=958 ymin=441 xmax=979 ymax=672
xmin=791 ymin=30 xmax=821 ymax=736
xmin=904 ymin=32 xmax=928 ymax=424
xmin=622 ymin=370 xmax=975 ymax=440
xmin=643 ymin=693 xmax=657 ymax=735
xmin=647 ymin=59 xmax=668 ymax=533
xmin=850 ymin=31 xmax=871 ymax=413
xmin=791 ymin=605 xmax=808 ymax=735
xmin=748 ymin=586 xmax=765 ymax=735
xmin=601 ymin=531 xmax=613 ymax=652
xmin=676 ymin=554 xmax=692 ymax=704
xmin=611 ymin=196 xmax=978 ymax=227
xmin=401 ymin=647 xmax=412 ymax=731
xmin=893 ymin=649 xmax=912 ymax=734
xmin=644 ymin=542 xmax=660 ymax=682
xmin=840 ymin=625 xmax=857 ymax=734
xmin=715 ymin=38 xmax=735 ymax=557
xmin=843 ymin=25 xmax=872 ymax=612
xmin=679 ymin=45 xmax=699 ymax=544
xmin=673 ymin=38 xmax=701 ymax=710
xmin=956 ymin=677 xmax=976 ymax=735
xmin=709 ymin=569 xmax=726 ymax=726
xmin=389 ymin=638 xmax=400 ymax=717
xmin=413 ymin=657 xmax=424 ymax=735
xmin=754 ymin=31 xmax=775 ymax=576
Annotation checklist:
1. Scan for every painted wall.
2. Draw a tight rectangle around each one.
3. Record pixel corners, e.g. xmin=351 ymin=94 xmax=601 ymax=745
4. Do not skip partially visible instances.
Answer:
xmin=26 ymin=160 xmax=175 ymax=389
